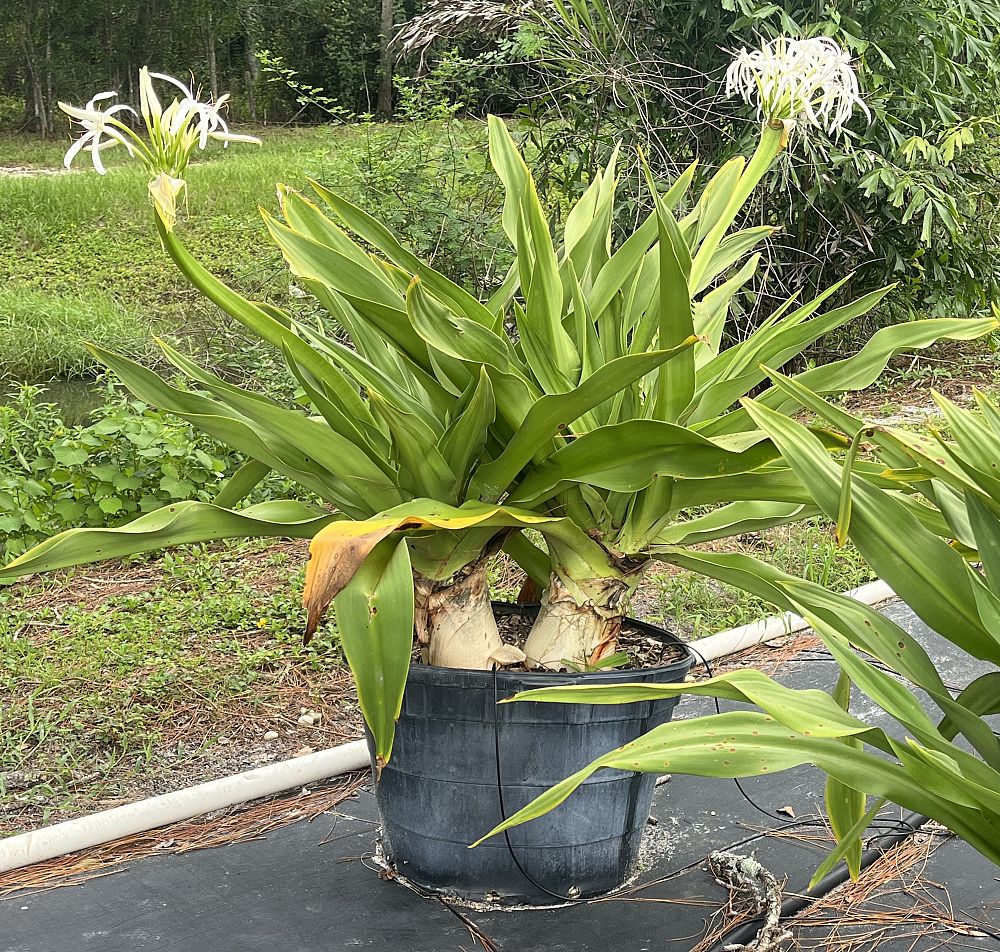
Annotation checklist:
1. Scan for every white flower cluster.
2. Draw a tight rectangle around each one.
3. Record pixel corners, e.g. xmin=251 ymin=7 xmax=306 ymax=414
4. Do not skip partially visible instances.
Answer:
xmin=59 ymin=68 xmax=260 ymax=228
xmin=726 ymin=37 xmax=869 ymax=136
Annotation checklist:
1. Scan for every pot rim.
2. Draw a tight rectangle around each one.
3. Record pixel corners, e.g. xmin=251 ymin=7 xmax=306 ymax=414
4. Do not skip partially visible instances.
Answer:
xmin=409 ymin=601 xmax=695 ymax=685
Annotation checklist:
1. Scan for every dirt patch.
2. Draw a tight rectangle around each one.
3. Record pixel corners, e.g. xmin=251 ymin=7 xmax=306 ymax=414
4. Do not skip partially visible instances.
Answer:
xmin=0 ymin=166 xmax=71 ymax=178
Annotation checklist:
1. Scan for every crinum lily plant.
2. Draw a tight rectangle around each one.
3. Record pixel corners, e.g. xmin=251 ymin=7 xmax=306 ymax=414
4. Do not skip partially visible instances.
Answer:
xmin=5 ymin=45 xmax=996 ymax=767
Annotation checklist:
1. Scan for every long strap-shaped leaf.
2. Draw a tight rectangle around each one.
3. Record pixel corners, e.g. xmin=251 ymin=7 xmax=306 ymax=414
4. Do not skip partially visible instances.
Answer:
xmin=471 ymin=711 xmax=999 ymax=863
xmin=1 ymin=500 xmax=336 ymax=579
xmin=743 ymin=398 xmax=1000 ymax=665
xmin=332 ymin=536 xmax=414 ymax=770
xmin=469 ymin=342 xmax=698 ymax=501
xmin=307 ymin=181 xmax=500 ymax=330
xmin=509 ymin=422 xmax=841 ymax=504
xmin=155 ymin=212 xmax=372 ymax=407
xmin=651 ymin=189 xmax=695 ymax=422
xmin=489 ymin=116 xmax=581 ymax=394
xmin=92 ymin=345 xmax=401 ymax=516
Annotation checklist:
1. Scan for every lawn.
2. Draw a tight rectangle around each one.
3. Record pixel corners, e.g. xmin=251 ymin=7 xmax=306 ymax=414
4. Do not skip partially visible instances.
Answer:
xmin=0 ymin=121 xmax=504 ymax=384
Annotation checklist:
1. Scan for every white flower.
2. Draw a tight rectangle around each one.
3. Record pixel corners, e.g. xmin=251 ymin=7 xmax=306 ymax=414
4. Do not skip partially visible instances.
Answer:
xmin=726 ymin=37 xmax=870 ymax=136
xmin=60 ymin=93 xmax=137 ymax=174
xmin=60 ymin=66 xmax=260 ymax=230
xmin=182 ymin=94 xmax=261 ymax=149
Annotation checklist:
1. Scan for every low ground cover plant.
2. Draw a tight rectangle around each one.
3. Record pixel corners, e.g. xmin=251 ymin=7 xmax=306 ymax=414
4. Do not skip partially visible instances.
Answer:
xmin=0 ymin=381 xmax=238 ymax=562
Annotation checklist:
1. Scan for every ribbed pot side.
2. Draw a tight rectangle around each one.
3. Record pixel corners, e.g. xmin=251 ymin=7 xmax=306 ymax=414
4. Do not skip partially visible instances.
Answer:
xmin=369 ymin=610 xmax=694 ymax=904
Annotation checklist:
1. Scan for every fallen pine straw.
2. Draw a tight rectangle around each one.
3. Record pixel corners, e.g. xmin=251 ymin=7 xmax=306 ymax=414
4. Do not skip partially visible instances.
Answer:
xmin=789 ymin=825 xmax=997 ymax=951
xmin=0 ymin=771 xmax=366 ymax=899
xmin=685 ymin=821 xmax=998 ymax=952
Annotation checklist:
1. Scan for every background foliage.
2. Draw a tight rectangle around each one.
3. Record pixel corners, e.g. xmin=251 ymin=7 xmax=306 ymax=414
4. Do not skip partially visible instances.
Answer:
xmin=397 ymin=0 xmax=1000 ymax=322
xmin=5 ymin=0 xmax=997 ymax=321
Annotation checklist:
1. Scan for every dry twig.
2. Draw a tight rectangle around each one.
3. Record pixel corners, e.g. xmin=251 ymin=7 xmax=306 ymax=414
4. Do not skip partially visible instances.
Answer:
xmin=709 ymin=851 xmax=792 ymax=952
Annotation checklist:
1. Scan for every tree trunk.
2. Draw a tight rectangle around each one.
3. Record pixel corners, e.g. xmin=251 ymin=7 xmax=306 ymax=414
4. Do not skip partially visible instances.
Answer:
xmin=415 ymin=561 xmax=524 ymax=669
xmin=523 ymin=572 xmax=641 ymax=671
xmin=244 ymin=70 xmax=256 ymax=121
xmin=43 ymin=0 xmax=52 ymax=135
xmin=241 ymin=4 xmax=260 ymax=120
xmin=206 ymin=11 xmax=219 ymax=101
xmin=23 ymin=47 xmax=47 ymax=136
xmin=377 ymin=0 xmax=395 ymax=117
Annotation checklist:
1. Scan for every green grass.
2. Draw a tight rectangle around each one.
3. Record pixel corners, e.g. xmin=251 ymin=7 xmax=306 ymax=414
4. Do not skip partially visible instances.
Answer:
xmin=0 ymin=122 xmax=500 ymax=384
xmin=0 ymin=134 xmax=72 ymax=169
xmin=0 ymin=539 xmax=353 ymax=831
xmin=0 ymin=127 xmax=338 ymax=382
xmin=0 ymin=288 xmax=153 ymax=380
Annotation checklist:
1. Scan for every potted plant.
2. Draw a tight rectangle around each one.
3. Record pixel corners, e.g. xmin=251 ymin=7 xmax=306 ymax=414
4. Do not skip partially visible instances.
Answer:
xmin=3 ymin=67 xmax=705 ymax=902
xmin=7 ymin=49 xmax=997 ymax=902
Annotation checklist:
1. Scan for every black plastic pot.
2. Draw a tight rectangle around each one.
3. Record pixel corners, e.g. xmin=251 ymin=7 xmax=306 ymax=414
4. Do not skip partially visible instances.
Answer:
xmin=369 ymin=604 xmax=694 ymax=904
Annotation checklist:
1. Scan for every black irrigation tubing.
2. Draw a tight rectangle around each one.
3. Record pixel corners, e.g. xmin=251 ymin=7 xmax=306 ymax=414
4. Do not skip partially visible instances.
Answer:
xmin=709 ymin=808 xmax=1000 ymax=949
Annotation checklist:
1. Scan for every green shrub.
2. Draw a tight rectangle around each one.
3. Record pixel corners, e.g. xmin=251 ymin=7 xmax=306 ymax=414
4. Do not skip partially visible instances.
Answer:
xmin=407 ymin=0 xmax=1000 ymax=321
xmin=0 ymin=381 xmax=239 ymax=561
xmin=0 ymin=95 xmax=23 ymax=131
xmin=309 ymin=120 xmax=514 ymax=295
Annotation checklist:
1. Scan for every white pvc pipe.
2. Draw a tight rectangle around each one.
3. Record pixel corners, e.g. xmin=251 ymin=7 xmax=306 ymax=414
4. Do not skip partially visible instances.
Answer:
xmin=0 ymin=580 xmax=897 ymax=876
xmin=0 ymin=739 xmax=370 ymax=874
xmin=688 ymin=578 xmax=895 ymax=663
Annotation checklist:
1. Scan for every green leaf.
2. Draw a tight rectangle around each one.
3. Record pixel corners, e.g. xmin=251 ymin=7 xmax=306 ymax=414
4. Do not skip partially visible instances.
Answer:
xmin=91 ymin=344 xmax=400 ymax=516
xmin=52 ymin=446 xmax=89 ymax=467
xmin=652 ymin=195 xmax=695 ymax=422
xmin=437 ymin=368 xmax=496 ymax=492
xmin=742 ymin=397 xmax=1000 ymax=665
xmin=488 ymin=116 xmax=580 ymax=394
xmin=809 ymin=798 xmax=885 ymax=888
xmin=510 ymin=422 xmax=817 ymax=504
xmin=332 ymin=536 xmax=414 ymax=768
xmin=656 ymin=501 xmax=818 ymax=546
xmin=368 ymin=391 xmax=456 ymax=502
xmin=261 ymin=211 xmax=433 ymax=372
xmin=308 ymin=181 xmax=500 ymax=330
xmin=939 ymin=673 xmax=1000 ymax=740
xmin=1 ymin=500 xmax=335 ymax=579
xmin=471 ymin=711 xmax=996 ymax=860
xmin=470 ymin=343 xmax=697 ymax=501
xmin=966 ymin=493 xmax=1000 ymax=589
xmin=155 ymin=213 xmax=377 ymax=408
xmin=824 ymin=671 xmax=867 ymax=881
xmin=760 ymin=317 xmax=1000 ymax=416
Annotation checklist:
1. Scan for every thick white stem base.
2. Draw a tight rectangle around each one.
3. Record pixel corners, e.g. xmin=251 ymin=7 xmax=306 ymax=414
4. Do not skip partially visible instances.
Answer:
xmin=523 ymin=574 xmax=626 ymax=671
xmin=416 ymin=563 xmax=524 ymax=669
